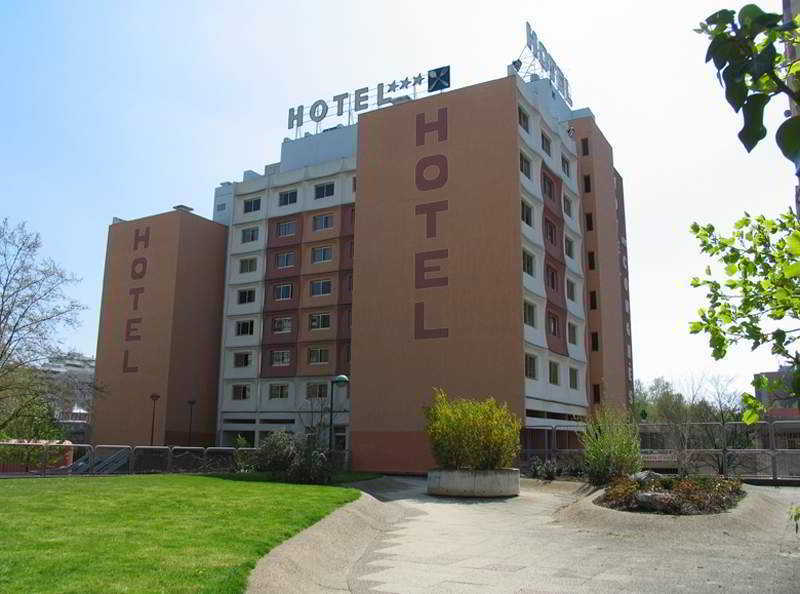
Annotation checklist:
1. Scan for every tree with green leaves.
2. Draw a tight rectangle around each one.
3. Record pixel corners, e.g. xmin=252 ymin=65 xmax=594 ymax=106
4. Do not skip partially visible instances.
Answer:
xmin=696 ymin=4 xmax=800 ymax=169
xmin=690 ymin=212 xmax=800 ymax=422
xmin=692 ymin=4 xmax=800 ymax=423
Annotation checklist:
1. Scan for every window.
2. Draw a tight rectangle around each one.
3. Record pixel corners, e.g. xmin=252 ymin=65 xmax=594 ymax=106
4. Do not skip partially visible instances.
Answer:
xmin=561 ymin=156 xmax=570 ymax=177
xmin=216 ymin=203 xmax=226 ymax=212
xmin=306 ymin=383 xmax=328 ymax=399
xmin=545 ymin=219 xmax=556 ymax=244
xmin=241 ymin=227 xmax=259 ymax=243
xmin=522 ymin=251 xmax=535 ymax=276
xmin=588 ymin=251 xmax=596 ymax=270
xmin=311 ymin=246 xmax=333 ymax=263
xmin=312 ymin=214 xmax=334 ymax=231
xmin=549 ymin=361 xmax=559 ymax=385
xmin=546 ymin=266 xmax=557 ymax=291
xmin=521 ymin=201 xmax=532 ymax=226
xmin=590 ymin=291 xmax=598 ymax=310
xmin=243 ymin=197 xmax=261 ymax=213
xmin=592 ymin=383 xmax=601 ymax=403
xmin=566 ymin=279 xmax=575 ymax=301
xmin=309 ymin=312 xmax=331 ymax=330
xmin=272 ymin=316 xmax=292 ymax=334
xmin=581 ymin=138 xmax=589 ymax=156
xmin=585 ymin=213 xmax=594 ymax=231
xmin=271 ymin=350 xmax=290 ymax=366
xmin=232 ymin=384 xmax=250 ymax=400
xmin=235 ymin=320 xmax=254 ymax=336
xmin=269 ymin=384 xmax=289 ymax=399
xmin=308 ymin=347 xmax=329 ymax=364
xmin=518 ymin=106 xmax=529 ymax=132
xmin=541 ymin=175 xmax=554 ymax=200
xmin=276 ymin=251 xmax=295 ymax=268
xmin=548 ymin=314 xmax=559 ymax=337
xmin=310 ymin=279 xmax=332 ymax=296
xmin=563 ymin=197 xmax=572 ymax=218
xmin=525 ymin=354 xmax=537 ymax=379
xmin=569 ymin=367 xmax=579 ymax=390
xmin=276 ymin=221 xmax=296 ymax=237
xmin=278 ymin=190 xmax=297 ymax=206
xmin=591 ymin=332 xmax=600 ymax=351
xmin=520 ymin=153 xmax=532 ymax=179
xmin=273 ymin=284 xmax=293 ymax=300
xmin=583 ymin=174 xmax=592 ymax=193
xmin=334 ymin=425 xmax=347 ymax=450
xmin=237 ymin=289 xmax=255 ymax=304
xmin=523 ymin=301 xmax=537 ymax=327
xmin=565 ymin=237 xmax=574 ymax=259
xmin=314 ymin=182 xmax=334 ymax=199
xmin=234 ymin=352 xmax=250 ymax=368
xmin=239 ymin=258 xmax=257 ymax=274
xmin=541 ymin=132 xmax=551 ymax=155
xmin=568 ymin=322 xmax=577 ymax=345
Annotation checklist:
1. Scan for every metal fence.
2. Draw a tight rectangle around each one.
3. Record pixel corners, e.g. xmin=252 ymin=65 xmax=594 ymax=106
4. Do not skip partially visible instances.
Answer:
xmin=0 ymin=442 xmax=352 ymax=478
xmin=520 ymin=420 xmax=800 ymax=480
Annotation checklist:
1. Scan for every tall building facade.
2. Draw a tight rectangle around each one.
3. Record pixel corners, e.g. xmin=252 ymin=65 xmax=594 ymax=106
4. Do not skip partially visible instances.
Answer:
xmin=94 ymin=208 xmax=227 ymax=446
xmin=94 ymin=67 xmax=632 ymax=472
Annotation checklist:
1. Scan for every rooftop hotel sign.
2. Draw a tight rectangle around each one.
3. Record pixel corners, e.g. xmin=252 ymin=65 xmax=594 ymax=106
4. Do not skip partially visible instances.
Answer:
xmin=288 ymin=66 xmax=450 ymax=130
xmin=525 ymin=22 xmax=572 ymax=106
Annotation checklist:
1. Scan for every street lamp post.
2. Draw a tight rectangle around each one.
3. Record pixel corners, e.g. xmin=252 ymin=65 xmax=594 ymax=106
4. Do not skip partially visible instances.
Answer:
xmin=149 ymin=393 xmax=161 ymax=446
xmin=329 ymin=375 xmax=350 ymax=451
xmin=187 ymin=399 xmax=197 ymax=446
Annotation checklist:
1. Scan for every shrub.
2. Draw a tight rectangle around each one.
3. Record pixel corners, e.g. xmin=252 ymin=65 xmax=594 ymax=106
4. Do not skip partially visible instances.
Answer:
xmin=424 ymin=389 xmax=521 ymax=470
xmin=580 ymin=406 xmax=642 ymax=485
xmin=603 ymin=475 xmax=639 ymax=509
xmin=286 ymin=438 xmax=334 ymax=485
xmin=529 ymin=457 xmax=559 ymax=480
xmin=254 ymin=432 xmax=297 ymax=473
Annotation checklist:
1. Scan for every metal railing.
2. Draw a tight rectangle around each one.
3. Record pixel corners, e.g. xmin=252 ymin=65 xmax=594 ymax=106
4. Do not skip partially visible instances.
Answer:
xmin=0 ymin=442 xmax=353 ymax=478
xmin=520 ymin=420 xmax=800 ymax=480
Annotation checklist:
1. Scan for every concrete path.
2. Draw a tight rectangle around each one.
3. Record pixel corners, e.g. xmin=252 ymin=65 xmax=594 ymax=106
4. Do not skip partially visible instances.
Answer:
xmin=248 ymin=477 xmax=800 ymax=593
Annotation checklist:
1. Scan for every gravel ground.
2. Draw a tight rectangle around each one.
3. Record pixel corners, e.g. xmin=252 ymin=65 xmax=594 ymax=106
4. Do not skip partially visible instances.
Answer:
xmin=248 ymin=477 xmax=800 ymax=593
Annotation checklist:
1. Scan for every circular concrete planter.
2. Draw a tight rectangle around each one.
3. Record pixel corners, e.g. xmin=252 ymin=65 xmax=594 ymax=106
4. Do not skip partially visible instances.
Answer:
xmin=427 ymin=468 xmax=520 ymax=497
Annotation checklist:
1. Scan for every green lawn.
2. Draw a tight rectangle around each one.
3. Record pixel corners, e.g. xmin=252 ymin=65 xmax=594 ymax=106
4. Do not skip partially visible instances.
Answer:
xmin=0 ymin=474 xmax=363 ymax=593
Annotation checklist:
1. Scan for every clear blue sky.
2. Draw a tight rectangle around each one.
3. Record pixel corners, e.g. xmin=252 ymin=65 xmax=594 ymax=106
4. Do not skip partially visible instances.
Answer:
xmin=0 ymin=1 xmax=795 ymax=392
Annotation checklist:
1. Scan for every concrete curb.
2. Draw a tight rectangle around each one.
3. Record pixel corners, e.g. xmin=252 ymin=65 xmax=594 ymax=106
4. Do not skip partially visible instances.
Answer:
xmin=247 ymin=490 xmax=403 ymax=593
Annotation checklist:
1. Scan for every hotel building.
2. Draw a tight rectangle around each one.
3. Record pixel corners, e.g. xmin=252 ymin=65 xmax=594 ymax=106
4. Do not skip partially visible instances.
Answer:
xmin=94 ymin=65 xmax=632 ymax=473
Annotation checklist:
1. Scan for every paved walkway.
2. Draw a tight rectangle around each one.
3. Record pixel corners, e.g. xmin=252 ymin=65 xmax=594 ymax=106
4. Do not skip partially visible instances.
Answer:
xmin=248 ymin=477 xmax=800 ymax=593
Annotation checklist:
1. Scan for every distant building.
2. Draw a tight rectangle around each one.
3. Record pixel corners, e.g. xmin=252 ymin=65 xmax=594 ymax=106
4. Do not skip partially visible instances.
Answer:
xmin=754 ymin=365 xmax=800 ymax=420
xmin=41 ymin=353 xmax=96 ymax=443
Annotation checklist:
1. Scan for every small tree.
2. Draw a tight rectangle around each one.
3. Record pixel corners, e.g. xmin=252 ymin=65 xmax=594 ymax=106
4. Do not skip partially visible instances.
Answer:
xmin=423 ymin=389 xmax=521 ymax=471
xmin=580 ymin=406 xmax=642 ymax=486
xmin=0 ymin=219 xmax=87 ymax=439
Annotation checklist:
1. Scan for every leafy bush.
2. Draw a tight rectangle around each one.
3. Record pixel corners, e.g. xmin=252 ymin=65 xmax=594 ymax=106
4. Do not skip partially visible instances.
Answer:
xmin=580 ymin=406 xmax=642 ymax=485
xmin=287 ymin=438 xmax=334 ymax=485
xmin=529 ymin=457 xmax=559 ymax=480
xmin=603 ymin=475 xmax=639 ymax=508
xmin=250 ymin=431 xmax=335 ymax=485
xmin=424 ymin=389 xmax=521 ymax=470
xmin=254 ymin=432 xmax=296 ymax=473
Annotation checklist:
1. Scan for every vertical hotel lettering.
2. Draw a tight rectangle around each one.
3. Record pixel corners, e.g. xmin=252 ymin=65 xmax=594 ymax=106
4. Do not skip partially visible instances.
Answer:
xmin=413 ymin=107 xmax=449 ymax=339
xmin=122 ymin=226 xmax=150 ymax=372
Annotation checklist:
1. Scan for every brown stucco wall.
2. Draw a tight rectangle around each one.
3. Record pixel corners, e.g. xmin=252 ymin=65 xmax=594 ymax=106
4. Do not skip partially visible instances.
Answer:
xmin=93 ymin=210 xmax=226 ymax=446
xmin=571 ymin=116 xmax=631 ymax=411
xmin=351 ymin=76 xmax=524 ymax=473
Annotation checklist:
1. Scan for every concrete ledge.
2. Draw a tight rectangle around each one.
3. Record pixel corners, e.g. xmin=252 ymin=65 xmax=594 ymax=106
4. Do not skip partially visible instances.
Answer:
xmin=427 ymin=468 xmax=520 ymax=497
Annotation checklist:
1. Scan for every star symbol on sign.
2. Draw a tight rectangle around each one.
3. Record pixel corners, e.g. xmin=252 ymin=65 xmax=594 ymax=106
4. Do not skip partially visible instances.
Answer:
xmin=387 ymin=80 xmax=398 ymax=92
xmin=399 ymin=77 xmax=412 ymax=89
xmin=413 ymin=73 xmax=424 ymax=86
